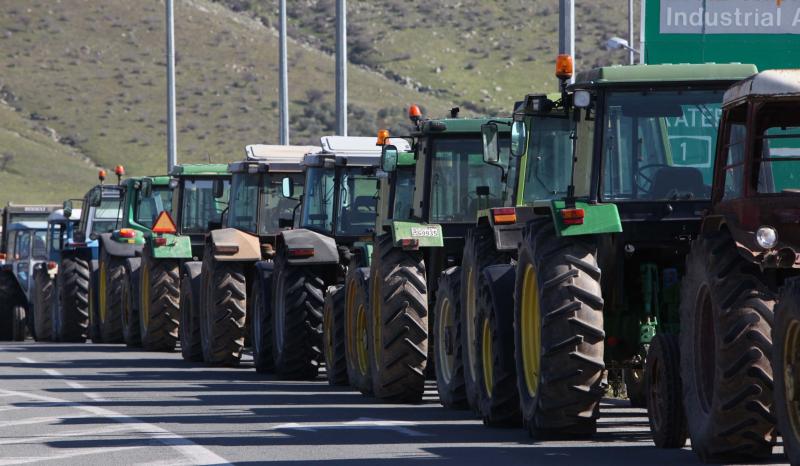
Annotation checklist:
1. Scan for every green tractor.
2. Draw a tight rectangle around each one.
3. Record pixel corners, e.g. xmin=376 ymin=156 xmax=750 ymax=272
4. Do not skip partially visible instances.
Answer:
xmin=119 ymin=164 xmax=231 ymax=352
xmin=354 ymin=107 xmax=512 ymax=402
xmin=249 ymin=136 xmax=385 ymax=380
xmin=484 ymin=63 xmax=758 ymax=439
xmin=198 ymin=144 xmax=313 ymax=366
xmin=95 ymin=173 xmax=173 ymax=344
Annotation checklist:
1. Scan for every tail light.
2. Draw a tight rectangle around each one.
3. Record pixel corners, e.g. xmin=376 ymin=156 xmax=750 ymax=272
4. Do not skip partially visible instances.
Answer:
xmin=561 ymin=208 xmax=585 ymax=226
xmin=118 ymin=228 xmax=136 ymax=239
xmin=400 ymin=239 xmax=419 ymax=250
xmin=491 ymin=207 xmax=517 ymax=225
xmin=288 ymin=248 xmax=315 ymax=258
xmin=47 ymin=261 xmax=57 ymax=270
xmin=154 ymin=237 xmax=168 ymax=247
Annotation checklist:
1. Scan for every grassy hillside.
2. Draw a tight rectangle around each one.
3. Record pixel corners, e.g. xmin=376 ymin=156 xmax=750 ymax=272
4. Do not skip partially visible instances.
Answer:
xmin=0 ymin=0 xmax=630 ymax=205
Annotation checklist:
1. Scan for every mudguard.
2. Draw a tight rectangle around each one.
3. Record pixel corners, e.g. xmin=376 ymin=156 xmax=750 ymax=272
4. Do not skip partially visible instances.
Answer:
xmin=550 ymin=200 xmax=622 ymax=238
xmin=209 ymin=228 xmax=260 ymax=262
xmin=149 ymin=234 xmax=192 ymax=260
xmin=280 ymin=229 xmax=339 ymax=266
xmin=390 ymin=220 xmax=444 ymax=248
xmin=99 ymin=233 xmax=142 ymax=258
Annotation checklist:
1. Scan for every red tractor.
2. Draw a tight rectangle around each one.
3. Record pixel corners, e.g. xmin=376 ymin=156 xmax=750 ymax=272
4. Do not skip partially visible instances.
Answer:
xmin=677 ymin=69 xmax=800 ymax=462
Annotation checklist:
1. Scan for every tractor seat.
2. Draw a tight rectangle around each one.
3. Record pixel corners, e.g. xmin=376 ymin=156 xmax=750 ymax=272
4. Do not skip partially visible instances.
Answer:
xmin=649 ymin=166 xmax=707 ymax=200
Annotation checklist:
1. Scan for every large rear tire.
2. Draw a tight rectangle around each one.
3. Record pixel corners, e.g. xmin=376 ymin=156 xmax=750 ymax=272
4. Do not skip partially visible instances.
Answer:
xmin=33 ymin=268 xmax=54 ymax=341
xmin=179 ymin=263 xmax=203 ymax=362
xmin=476 ymin=264 xmax=521 ymax=426
xmin=56 ymin=256 xmax=90 ymax=343
xmin=514 ymin=219 xmax=605 ymax=438
xmin=139 ymin=250 xmax=180 ymax=352
xmin=774 ymin=278 xmax=800 ymax=466
xmin=11 ymin=305 xmax=26 ymax=341
xmin=680 ymin=232 xmax=776 ymax=462
xmin=324 ymin=285 xmax=348 ymax=386
xmin=345 ymin=267 xmax=372 ymax=395
xmin=121 ymin=258 xmax=142 ymax=347
xmin=434 ymin=266 xmax=468 ymax=409
xmin=271 ymin=248 xmax=324 ymax=379
xmin=646 ymin=333 xmax=687 ymax=448
xmin=199 ymin=250 xmax=246 ymax=366
xmin=460 ymin=225 xmax=508 ymax=410
xmin=369 ymin=233 xmax=428 ymax=402
xmin=98 ymin=249 xmax=124 ymax=343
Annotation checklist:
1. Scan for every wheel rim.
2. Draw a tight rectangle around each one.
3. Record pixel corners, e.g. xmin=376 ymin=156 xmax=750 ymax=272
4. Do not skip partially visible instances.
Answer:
xmin=482 ymin=316 xmax=493 ymax=395
xmin=521 ymin=264 xmax=541 ymax=398
xmin=785 ymin=318 xmax=800 ymax=443
xmin=274 ymin=271 xmax=285 ymax=353
xmin=356 ymin=303 xmax=369 ymax=376
xmin=324 ymin=300 xmax=334 ymax=367
xmin=141 ymin=264 xmax=150 ymax=331
xmin=98 ymin=260 xmax=107 ymax=323
xmin=695 ymin=285 xmax=716 ymax=413
xmin=465 ymin=267 xmax=478 ymax=381
xmin=436 ymin=296 xmax=454 ymax=384
xmin=372 ymin=274 xmax=381 ymax=370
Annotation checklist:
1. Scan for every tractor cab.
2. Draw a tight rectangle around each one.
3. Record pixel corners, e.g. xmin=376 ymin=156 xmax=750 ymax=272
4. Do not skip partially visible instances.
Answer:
xmin=44 ymin=208 xmax=81 ymax=274
xmin=168 ymin=164 xmax=230 ymax=258
xmin=703 ymin=69 xmax=800 ymax=269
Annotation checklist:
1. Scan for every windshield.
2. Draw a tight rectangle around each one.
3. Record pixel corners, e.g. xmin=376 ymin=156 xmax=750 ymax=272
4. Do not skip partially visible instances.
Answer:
xmin=135 ymin=186 xmax=174 ymax=229
xmin=260 ymin=172 xmax=304 ymax=235
xmin=336 ymin=167 xmax=378 ymax=236
xmin=430 ymin=136 xmax=509 ymax=223
xmin=301 ymin=166 xmax=335 ymax=233
xmin=601 ymin=89 xmax=723 ymax=201
xmin=522 ymin=115 xmax=574 ymax=203
xmin=181 ymin=178 xmax=230 ymax=233
xmin=33 ymin=230 xmax=47 ymax=260
xmin=754 ymin=104 xmax=800 ymax=193
xmin=92 ymin=196 xmax=122 ymax=234
xmin=392 ymin=167 xmax=415 ymax=220
xmin=228 ymin=173 xmax=259 ymax=233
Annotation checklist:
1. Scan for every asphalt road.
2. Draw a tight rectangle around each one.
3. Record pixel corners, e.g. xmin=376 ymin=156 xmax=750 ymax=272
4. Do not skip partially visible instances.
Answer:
xmin=0 ymin=342 xmax=788 ymax=466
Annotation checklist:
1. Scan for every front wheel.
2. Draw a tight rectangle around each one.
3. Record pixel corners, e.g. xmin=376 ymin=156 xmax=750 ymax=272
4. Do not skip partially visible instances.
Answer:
xmin=646 ymin=333 xmax=687 ymax=448
xmin=773 ymin=278 xmax=800 ymax=466
xmin=33 ymin=269 xmax=54 ymax=341
xmin=323 ymin=285 xmax=348 ymax=386
xmin=11 ymin=305 xmax=26 ymax=341
xmin=121 ymin=258 xmax=142 ymax=347
xmin=434 ymin=266 xmax=467 ymax=409
xmin=251 ymin=274 xmax=273 ymax=373
xmin=345 ymin=267 xmax=372 ymax=395
xmin=98 ymin=250 xmax=125 ymax=343
xmin=179 ymin=264 xmax=203 ymax=362
xmin=57 ymin=256 xmax=90 ymax=343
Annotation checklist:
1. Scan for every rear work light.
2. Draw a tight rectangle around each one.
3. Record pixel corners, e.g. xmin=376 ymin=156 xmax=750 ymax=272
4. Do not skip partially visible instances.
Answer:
xmin=561 ymin=208 xmax=585 ymax=226
xmin=288 ymin=248 xmax=315 ymax=258
xmin=118 ymin=228 xmax=136 ymax=239
xmin=400 ymin=239 xmax=419 ymax=250
xmin=491 ymin=207 xmax=517 ymax=225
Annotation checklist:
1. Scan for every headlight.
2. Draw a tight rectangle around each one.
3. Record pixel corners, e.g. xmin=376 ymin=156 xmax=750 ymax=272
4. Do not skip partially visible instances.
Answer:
xmin=756 ymin=226 xmax=778 ymax=249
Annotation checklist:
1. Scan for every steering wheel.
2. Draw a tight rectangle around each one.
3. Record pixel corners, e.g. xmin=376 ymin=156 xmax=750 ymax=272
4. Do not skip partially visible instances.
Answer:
xmin=636 ymin=164 xmax=671 ymax=195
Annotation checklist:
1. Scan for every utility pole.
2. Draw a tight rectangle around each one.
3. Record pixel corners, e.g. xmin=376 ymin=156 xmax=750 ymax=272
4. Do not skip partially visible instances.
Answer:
xmin=558 ymin=0 xmax=575 ymax=84
xmin=278 ymin=0 xmax=289 ymax=145
xmin=628 ymin=0 xmax=635 ymax=65
xmin=335 ymin=0 xmax=347 ymax=136
xmin=166 ymin=0 xmax=177 ymax=172
xmin=639 ymin=0 xmax=646 ymax=64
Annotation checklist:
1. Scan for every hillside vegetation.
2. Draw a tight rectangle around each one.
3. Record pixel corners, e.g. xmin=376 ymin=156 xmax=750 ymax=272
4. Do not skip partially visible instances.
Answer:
xmin=0 ymin=0 xmax=628 ymax=204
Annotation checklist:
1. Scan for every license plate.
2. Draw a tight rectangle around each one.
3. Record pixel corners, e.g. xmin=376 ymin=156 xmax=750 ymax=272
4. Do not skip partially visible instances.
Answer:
xmin=410 ymin=227 xmax=438 ymax=238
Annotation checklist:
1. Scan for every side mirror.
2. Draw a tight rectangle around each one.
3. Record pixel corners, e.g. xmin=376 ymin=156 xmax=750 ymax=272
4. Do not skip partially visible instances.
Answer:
xmin=281 ymin=177 xmax=295 ymax=198
xmin=510 ymin=119 xmax=527 ymax=157
xmin=212 ymin=179 xmax=225 ymax=199
xmin=381 ymin=145 xmax=399 ymax=172
xmin=573 ymin=90 xmax=592 ymax=109
xmin=63 ymin=200 xmax=73 ymax=219
xmin=140 ymin=178 xmax=153 ymax=198
xmin=481 ymin=123 xmax=500 ymax=164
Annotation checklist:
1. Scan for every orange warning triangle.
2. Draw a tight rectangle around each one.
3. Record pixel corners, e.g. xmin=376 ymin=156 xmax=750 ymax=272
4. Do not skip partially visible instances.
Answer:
xmin=152 ymin=211 xmax=177 ymax=234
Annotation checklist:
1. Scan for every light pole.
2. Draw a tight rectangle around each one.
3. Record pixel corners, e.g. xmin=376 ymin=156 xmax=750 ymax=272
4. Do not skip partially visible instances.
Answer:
xmin=336 ymin=0 xmax=347 ymax=136
xmin=278 ymin=0 xmax=289 ymax=145
xmin=558 ymin=0 xmax=575 ymax=85
xmin=166 ymin=0 xmax=177 ymax=172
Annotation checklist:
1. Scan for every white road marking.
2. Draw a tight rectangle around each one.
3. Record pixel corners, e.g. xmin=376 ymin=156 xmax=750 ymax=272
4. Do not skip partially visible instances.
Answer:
xmin=0 ymin=384 xmax=231 ymax=466
xmin=0 ymin=413 xmax=93 ymax=428
xmin=43 ymin=368 xmax=61 ymax=377
xmin=274 ymin=417 xmax=431 ymax=437
xmin=0 ymin=424 xmax=132 ymax=445
xmin=16 ymin=357 xmax=36 ymax=364
xmin=0 ymin=446 xmax=143 ymax=465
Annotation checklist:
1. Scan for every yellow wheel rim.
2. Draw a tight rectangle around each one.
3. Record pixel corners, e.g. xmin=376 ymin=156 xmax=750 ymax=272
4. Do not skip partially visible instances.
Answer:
xmin=436 ymin=296 xmax=455 ymax=384
xmin=482 ymin=316 xmax=493 ymax=395
xmin=785 ymin=319 xmax=800 ymax=442
xmin=141 ymin=264 xmax=150 ymax=330
xmin=356 ymin=303 xmax=369 ymax=376
xmin=466 ymin=267 xmax=478 ymax=380
xmin=521 ymin=264 xmax=542 ymax=398
xmin=372 ymin=275 xmax=381 ymax=370
xmin=99 ymin=260 xmax=107 ymax=322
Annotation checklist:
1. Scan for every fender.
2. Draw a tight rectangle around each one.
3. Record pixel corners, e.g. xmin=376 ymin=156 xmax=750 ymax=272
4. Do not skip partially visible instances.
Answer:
xmin=280 ymin=229 xmax=339 ymax=265
xmin=99 ymin=233 xmax=141 ymax=258
xmin=149 ymin=234 xmax=193 ymax=260
xmin=550 ymin=200 xmax=622 ymax=238
xmin=209 ymin=228 xmax=260 ymax=262
xmin=477 ymin=209 xmax=524 ymax=253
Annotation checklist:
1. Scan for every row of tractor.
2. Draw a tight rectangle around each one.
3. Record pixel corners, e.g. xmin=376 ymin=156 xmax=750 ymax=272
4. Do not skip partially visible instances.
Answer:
xmin=1 ymin=57 xmax=799 ymax=464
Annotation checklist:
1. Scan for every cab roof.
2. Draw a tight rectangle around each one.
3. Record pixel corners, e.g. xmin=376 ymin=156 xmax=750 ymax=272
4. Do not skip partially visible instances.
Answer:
xmin=723 ymin=69 xmax=800 ymax=108
xmin=48 ymin=209 xmax=81 ymax=224
xmin=232 ymin=144 xmax=316 ymax=173
xmin=170 ymin=164 xmax=229 ymax=177
xmin=2 ymin=204 xmax=59 ymax=214
xmin=7 ymin=221 xmax=48 ymax=231
xmin=303 ymin=136 xmax=411 ymax=168
xmin=572 ymin=63 xmax=757 ymax=87
xmin=419 ymin=117 xmax=511 ymax=135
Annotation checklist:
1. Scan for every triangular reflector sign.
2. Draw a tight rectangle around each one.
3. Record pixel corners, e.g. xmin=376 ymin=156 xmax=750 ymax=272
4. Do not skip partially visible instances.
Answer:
xmin=152 ymin=211 xmax=177 ymax=234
